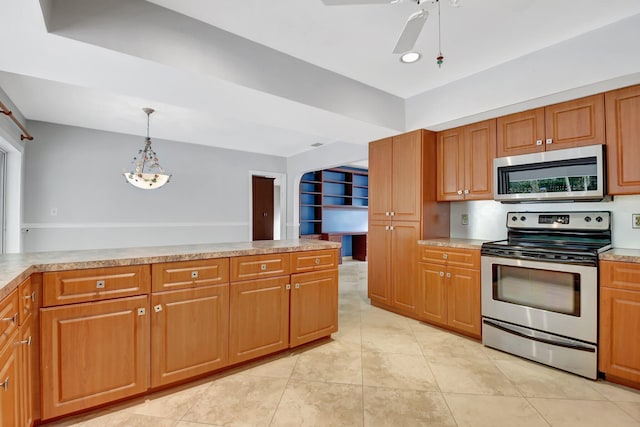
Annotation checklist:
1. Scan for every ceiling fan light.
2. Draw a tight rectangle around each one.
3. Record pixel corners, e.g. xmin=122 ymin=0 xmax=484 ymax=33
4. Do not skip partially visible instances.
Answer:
xmin=400 ymin=52 xmax=421 ymax=63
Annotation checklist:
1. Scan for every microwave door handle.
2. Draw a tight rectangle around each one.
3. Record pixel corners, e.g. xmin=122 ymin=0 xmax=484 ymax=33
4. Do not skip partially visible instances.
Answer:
xmin=482 ymin=319 xmax=595 ymax=353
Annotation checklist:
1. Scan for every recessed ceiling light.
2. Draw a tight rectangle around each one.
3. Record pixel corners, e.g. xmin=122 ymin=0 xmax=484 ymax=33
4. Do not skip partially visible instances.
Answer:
xmin=400 ymin=52 xmax=421 ymax=64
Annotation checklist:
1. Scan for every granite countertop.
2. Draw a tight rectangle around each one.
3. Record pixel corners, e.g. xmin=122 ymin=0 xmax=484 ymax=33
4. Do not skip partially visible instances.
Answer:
xmin=417 ymin=238 xmax=487 ymax=250
xmin=0 ymin=239 xmax=341 ymax=300
xmin=599 ymin=248 xmax=640 ymax=264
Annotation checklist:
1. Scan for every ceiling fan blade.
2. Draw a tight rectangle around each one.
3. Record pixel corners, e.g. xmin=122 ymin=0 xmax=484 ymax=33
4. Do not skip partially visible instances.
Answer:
xmin=392 ymin=9 xmax=428 ymax=54
xmin=322 ymin=0 xmax=396 ymax=5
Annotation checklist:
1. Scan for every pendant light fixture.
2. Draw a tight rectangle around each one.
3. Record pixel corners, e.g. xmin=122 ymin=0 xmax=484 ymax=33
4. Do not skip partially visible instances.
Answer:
xmin=123 ymin=108 xmax=171 ymax=190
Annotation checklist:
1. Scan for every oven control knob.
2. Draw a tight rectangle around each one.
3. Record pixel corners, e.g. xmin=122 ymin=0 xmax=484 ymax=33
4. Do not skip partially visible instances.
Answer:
xmin=596 ymin=216 xmax=603 ymax=223
xmin=520 ymin=216 xmax=526 ymax=221
xmin=511 ymin=216 xmax=517 ymax=221
xmin=584 ymin=216 xmax=592 ymax=222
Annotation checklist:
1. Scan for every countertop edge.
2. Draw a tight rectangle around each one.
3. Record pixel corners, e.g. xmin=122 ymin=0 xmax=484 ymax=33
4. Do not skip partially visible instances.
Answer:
xmin=417 ymin=238 xmax=487 ymax=250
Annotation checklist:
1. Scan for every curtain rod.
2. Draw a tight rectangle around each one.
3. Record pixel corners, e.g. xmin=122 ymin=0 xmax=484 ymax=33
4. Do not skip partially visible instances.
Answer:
xmin=0 ymin=100 xmax=33 ymax=141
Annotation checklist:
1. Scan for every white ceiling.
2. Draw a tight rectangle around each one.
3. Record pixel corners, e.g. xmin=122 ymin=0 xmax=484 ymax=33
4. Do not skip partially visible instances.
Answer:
xmin=1 ymin=0 xmax=639 ymax=156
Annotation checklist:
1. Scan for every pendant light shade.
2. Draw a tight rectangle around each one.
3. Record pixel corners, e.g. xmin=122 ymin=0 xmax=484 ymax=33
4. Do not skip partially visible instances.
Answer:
xmin=123 ymin=108 xmax=171 ymax=189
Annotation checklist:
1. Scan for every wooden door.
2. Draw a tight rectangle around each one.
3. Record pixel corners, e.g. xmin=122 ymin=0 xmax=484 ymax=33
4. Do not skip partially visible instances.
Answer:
xmin=464 ymin=119 xmax=496 ymax=200
xmin=417 ymin=263 xmax=447 ymax=327
xmin=605 ymin=85 xmax=640 ymax=195
xmin=390 ymin=221 xmax=420 ymax=314
xmin=229 ymin=276 xmax=289 ymax=364
xmin=290 ymin=269 xmax=338 ymax=347
xmin=40 ymin=295 xmax=149 ymax=420
xmin=496 ymin=108 xmax=545 ymax=157
xmin=151 ymin=285 xmax=229 ymax=387
xmin=367 ymin=221 xmax=391 ymax=305
xmin=392 ymin=131 xmax=422 ymax=221
xmin=600 ymin=287 xmax=640 ymax=382
xmin=252 ymin=175 xmax=274 ymax=240
xmin=19 ymin=321 xmax=34 ymax=427
xmin=544 ymin=94 xmax=605 ymax=151
xmin=0 ymin=332 xmax=20 ymax=427
xmin=447 ymin=266 xmax=481 ymax=338
xmin=437 ymin=128 xmax=464 ymax=201
xmin=368 ymin=137 xmax=393 ymax=222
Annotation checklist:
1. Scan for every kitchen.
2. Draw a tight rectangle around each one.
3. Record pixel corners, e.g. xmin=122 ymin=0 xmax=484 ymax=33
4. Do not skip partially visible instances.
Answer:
xmin=2 ymin=1 xmax=640 ymax=426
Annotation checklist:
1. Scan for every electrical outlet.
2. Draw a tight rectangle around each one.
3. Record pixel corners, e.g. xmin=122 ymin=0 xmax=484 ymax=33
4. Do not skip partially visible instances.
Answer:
xmin=633 ymin=214 xmax=640 ymax=229
xmin=461 ymin=213 xmax=469 ymax=225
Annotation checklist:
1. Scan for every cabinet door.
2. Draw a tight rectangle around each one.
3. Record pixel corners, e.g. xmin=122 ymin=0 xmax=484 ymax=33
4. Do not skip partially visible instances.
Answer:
xmin=229 ymin=276 xmax=289 ymax=364
xmin=437 ymin=128 xmax=464 ymax=201
xmin=447 ymin=266 xmax=481 ymax=338
xmin=392 ymin=131 xmax=422 ymax=221
xmin=544 ymin=94 xmax=605 ymax=151
xmin=40 ymin=295 xmax=149 ymax=420
xmin=464 ymin=119 xmax=496 ymax=200
xmin=0 ymin=332 xmax=20 ymax=427
xmin=605 ymin=85 xmax=640 ymax=195
xmin=290 ymin=269 xmax=338 ymax=347
xmin=19 ymin=321 xmax=34 ymax=427
xmin=600 ymin=287 xmax=640 ymax=382
xmin=496 ymin=108 xmax=545 ymax=157
xmin=368 ymin=221 xmax=392 ymax=305
xmin=390 ymin=221 xmax=420 ymax=313
xmin=417 ymin=263 xmax=447 ymax=327
xmin=151 ymin=285 xmax=229 ymax=387
xmin=369 ymin=137 xmax=393 ymax=222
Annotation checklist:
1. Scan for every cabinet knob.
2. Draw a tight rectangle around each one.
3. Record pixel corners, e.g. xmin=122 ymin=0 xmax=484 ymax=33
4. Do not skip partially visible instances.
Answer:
xmin=286 ymin=284 xmax=291 ymax=290
xmin=315 ymin=258 xmax=320 ymax=265
xmin=96 ymin=280 xmax=105 ymax=289
xmin=446 ymin=272 xmax=451 ymax=278
xmin=439 ymin=272 xmax=444 ymax=277
xmin=464 ymin=189 xmax=469 ymax=194
xmin=137 ymin=308 xmax=146 ymax=316
xmin=536 ymin=139 xmax=543 ymax=146
xmin=442 ymin=253 xmax=448 ymax=259
xmin=390 ymin=211 xmax=395 ymax=217
xmin=295 ymin=283 xmax=300 ymax=289
xmin=0 ymin=377 xmax=9 ymax=392
xmin=385 ymin=225 xmax=390 ymax=231
xmin=389 ymin=225 xmax=394 ymax=231
xmin=191 ymin=271 xmax=199 ymax=279
xmin=385 ymin=211 xmax=390 ymax=216
xmin=260 ymin=263 xmax=267 ymax=271
xmin=153 ymin=304 xmax=163 ymax=313
xmin=546 ymin=138 xmax=553 ymax=145
xmin=457 ymin=190 xmax=463 ymax=195
xmin=1 ymin=313 xmax=17 ymax=324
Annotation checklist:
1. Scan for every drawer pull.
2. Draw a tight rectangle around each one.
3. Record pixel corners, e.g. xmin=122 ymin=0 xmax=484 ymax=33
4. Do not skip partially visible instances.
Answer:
xmin=19 ymin=336 xmax=32 ymax=346
xmin=1 ymin=313 xmax=17 ymax=324
xmin=96 ymin=280 xmax=106 ymax=289
xmin=260 ymin=264 xmax=267 ymax=271
xmin=24 ymin=291 xmax=35 ymax=302
xmin=315 ymin=258 xmax=320 ymax=265
xmin=295 ymin=283 xmax=300 ymax=289
xmin=1 ymin=377 xmax=8 ymax=392
xmin=191 ymin=271 xmax=199 ymax=279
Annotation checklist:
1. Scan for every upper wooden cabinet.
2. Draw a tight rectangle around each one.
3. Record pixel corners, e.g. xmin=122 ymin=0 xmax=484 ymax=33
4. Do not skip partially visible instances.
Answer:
xmin=605 ymin=85 xmax=640 ymax=195
xmin=497 ymin=94 xmax=605 ymax=157
xmin=369 ymin=130 xmax=424 ymax=222
xmin=437 ymin=119 xmax=496 ymax=201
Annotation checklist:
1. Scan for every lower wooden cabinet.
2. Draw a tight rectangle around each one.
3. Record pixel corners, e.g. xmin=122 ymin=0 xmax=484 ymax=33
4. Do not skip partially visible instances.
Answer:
xmin=151 ymin=284 xmax=229 ymax=387
xmin=0 ymin=330 xmax=20 ymax=427
xmin=599 ymin=260 xmax=640 ymax=386
xmin=40 ymin=295 xmax=149 ymax=420
xmin=229 ymin=276 xmax=290 ymax=364
xmin=417 ymin=246 xmax=481 ymax=338
xmin=290 ymin=269 xmax=338 ymax=347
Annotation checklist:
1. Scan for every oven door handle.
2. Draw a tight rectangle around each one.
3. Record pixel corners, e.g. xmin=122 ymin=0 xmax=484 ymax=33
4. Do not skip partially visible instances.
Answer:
xmin=482 ymin=319 xmax=595 ymax=353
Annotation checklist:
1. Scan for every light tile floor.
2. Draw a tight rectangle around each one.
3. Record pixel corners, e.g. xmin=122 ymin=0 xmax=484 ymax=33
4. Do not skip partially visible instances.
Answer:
xmin=43 ymin=260 xmax=640 ymax=427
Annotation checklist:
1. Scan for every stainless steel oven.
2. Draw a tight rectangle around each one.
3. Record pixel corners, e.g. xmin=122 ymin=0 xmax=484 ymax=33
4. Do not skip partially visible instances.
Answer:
xmin=481 ymin=211 xmax=611 ymax=379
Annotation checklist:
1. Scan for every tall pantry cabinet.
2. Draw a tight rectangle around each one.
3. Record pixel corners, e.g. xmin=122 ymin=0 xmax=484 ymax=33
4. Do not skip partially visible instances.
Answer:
xmin=368 ymin=130 xmax=450 ymax=316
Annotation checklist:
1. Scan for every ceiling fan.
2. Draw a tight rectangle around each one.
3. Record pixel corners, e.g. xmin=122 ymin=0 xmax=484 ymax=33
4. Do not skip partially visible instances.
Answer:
xmin=322 ymin=0 xmax=460 ymax=55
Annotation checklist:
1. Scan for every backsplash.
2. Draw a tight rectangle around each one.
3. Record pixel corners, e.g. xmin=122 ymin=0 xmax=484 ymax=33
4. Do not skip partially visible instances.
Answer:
xmin=449 ymin=194 xmax=640 ymax=249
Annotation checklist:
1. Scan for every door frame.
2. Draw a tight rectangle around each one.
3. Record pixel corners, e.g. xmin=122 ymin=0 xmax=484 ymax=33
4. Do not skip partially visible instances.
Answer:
xmin=248 ymin=170 xmax=286 ymax=241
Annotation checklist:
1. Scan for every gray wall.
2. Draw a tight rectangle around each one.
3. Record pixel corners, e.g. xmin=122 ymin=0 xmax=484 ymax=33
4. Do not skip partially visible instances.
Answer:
xmin=23 ymin=121 xmax=286 ymax=252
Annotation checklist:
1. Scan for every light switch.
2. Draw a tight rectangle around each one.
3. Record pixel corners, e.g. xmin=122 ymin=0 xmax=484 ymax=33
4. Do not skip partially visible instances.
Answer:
xmin=461 ymin=214 xmax=469 ymax=225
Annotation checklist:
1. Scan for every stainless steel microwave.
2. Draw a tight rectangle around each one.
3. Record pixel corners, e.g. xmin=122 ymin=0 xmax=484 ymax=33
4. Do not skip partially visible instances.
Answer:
xmin=494 ymin=145 xmax=606 ymax=202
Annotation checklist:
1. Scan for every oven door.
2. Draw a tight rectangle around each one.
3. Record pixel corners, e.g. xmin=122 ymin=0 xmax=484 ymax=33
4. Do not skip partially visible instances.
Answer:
xmin=481 ymin=255 xmax=597 ymax=343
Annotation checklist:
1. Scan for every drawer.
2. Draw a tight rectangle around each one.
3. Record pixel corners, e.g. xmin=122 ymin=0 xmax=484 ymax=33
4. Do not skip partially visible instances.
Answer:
xmin=291 ymin=249 xmax=339 ymax=273
xmin=419 ymin=246 xmax=480 ymax=269
xmin=601 ymin=261 xmax=640 ymax=292
xmin=18 ymin=276 xmax=36 ymax=325
xmin=152 ymin=258 xmax=229 ymax=292
xmin=230 ymin=254 xmax=290 ymax=282
xmin=43 ymin=265 xmax=151 ymax=306
xmin=0 ymin=290 xmax=18 ymax=353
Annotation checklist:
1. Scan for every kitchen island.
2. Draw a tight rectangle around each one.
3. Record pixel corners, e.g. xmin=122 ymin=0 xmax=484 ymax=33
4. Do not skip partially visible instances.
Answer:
xmin=0 ymin=239 xmax=340 ymax=424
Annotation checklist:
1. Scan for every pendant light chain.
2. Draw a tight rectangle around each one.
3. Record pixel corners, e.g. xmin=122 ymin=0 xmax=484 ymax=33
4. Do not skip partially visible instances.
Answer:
xmin=436 ymin=0 xmax=444 ymax=67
